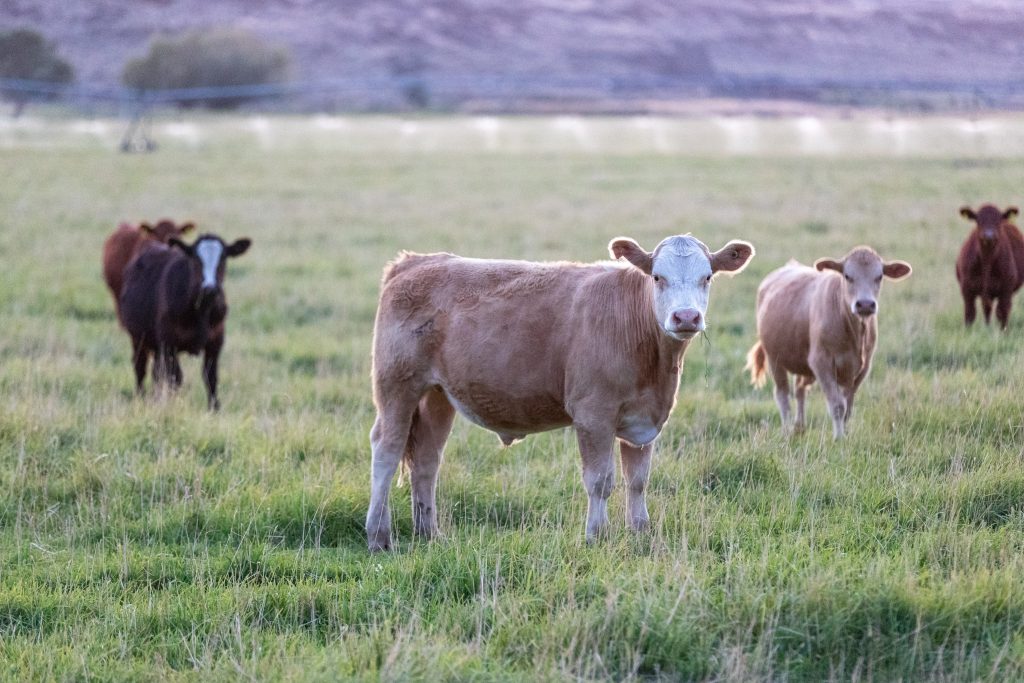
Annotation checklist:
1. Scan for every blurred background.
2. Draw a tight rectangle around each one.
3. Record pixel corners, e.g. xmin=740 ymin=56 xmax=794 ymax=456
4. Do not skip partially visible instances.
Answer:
xmin=3 ymin=0 xmax=1022 ymax=123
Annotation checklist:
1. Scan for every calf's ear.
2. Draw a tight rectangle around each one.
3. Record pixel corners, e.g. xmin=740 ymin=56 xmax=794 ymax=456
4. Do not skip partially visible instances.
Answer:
xmin=710 ymin=240 xmax=755 ymax=276
xmin=882 ymin=260 xmax=912 ymax=281
xmin=608 ymin=237 xmax=652 ymax=274
xmin=226 ymin=238 xmax=251 ymax=258
xmin=1003 ymin=206 xmax=1019 ymax=221
xmin=960 ymin=206 xmax=977 ymax=221
xmin=814 ymin=258 xmax=843 ymax=273
xmin=168 ymin=237 xmax=192 ymax=255
xmin=180 ymin=221 xmax=196 ymax=234
xmin=139 ymin=222 xmax=154 ymax=234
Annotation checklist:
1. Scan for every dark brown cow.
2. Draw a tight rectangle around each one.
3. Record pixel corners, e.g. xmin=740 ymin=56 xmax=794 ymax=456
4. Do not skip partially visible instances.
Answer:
xmin=102 ymin=220 xmax=195 ymax=309
xmin=118 ymin=233 xmax=250 ymax=410
xmin=957 ymin=204 xmax=1024 ymax=329
xmin=366 ymin=234 xmax=755 ymax=551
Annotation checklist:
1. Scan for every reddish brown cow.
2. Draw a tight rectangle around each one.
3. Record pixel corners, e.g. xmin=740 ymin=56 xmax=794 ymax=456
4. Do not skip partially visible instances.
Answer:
xmin=366 ymin=234 xmax=755 ymax=551
xmin=118 ymin=233 xmax=250 ymax=410
xmin=957 ymin=204 xmax=1024 ymax=329
xmin=746 ymin=247 xmax=912 ymax=439
xmin=102 ymin=220 xmax=195 ymax=308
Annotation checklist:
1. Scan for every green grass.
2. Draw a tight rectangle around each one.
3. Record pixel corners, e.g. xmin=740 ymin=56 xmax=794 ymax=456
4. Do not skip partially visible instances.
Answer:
xmin=1 ymin=115 xmax=1024 ymax=681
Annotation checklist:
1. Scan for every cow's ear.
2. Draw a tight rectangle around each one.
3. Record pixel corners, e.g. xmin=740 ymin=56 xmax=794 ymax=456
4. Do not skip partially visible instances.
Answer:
xmin=814 ymin=258 xmax=843 ymax=273
xmin=882 ymin=260 xmax=912 ymax=281
xmin=226 ymin=238 xmax=251 ymax=258
xmin=168 ymin=237 xmax=192 ymax=255
xmin=139 ymin=222 xmax=154 ymax=234
xmin=710 ymin=240 xmax=755 ymax=276
xmin=960 ymin=206 xmax=977 ymax=221
xmin=180 ymin=221 xmax=196 ymax=234
xmin=1003 ymin=206 xmax=1019 ymax=221
xmin=609 ymin=237 xmax=652 ymax=274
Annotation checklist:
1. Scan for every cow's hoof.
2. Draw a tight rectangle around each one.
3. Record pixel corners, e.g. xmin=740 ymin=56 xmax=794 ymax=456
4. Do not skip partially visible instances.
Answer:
xmin=628 ymin=517 xmax=650 ymax=533
xmin=367 ymin=530 xmax=393 ymax=552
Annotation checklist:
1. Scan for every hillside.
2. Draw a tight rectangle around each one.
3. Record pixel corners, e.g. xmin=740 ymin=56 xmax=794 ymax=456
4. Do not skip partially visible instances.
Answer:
xmin=3 ymin=1 xmax=1023 ymax=107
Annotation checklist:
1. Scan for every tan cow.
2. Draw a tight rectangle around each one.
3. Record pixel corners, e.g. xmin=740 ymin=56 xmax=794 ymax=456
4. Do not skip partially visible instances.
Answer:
xmin=745 ymin=246 xmax=911 ymax=439
xmin=366 ymin=234 xmax=755 ymax=551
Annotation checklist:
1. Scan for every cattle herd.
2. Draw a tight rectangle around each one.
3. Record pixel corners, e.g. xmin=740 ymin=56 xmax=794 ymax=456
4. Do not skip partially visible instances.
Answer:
xmin=99 ymin=204 xmax=1024 ymax=550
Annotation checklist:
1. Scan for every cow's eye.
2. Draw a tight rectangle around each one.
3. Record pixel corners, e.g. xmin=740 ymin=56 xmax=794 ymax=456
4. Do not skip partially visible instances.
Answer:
xmin=702 ymin=275 xmax=712 ymax=286
xmin=844 ymin=274 xmax=853 ymax=283
xmin=652 ymin=274 xmax=661 ymax=283
xmin=875 ymin=276 xmax=883 ymax=284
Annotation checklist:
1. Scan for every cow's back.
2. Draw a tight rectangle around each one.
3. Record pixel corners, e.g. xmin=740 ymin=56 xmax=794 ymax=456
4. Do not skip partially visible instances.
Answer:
xmin=756 ymin=262 xmax=823 ymax=377
xmin=102 ymin=224 xmax=146 ymax=298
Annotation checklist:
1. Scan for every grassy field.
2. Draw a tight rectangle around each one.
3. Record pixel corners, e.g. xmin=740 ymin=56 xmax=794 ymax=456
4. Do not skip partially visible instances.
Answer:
xmin=2 ymin=114 xmax=1024 ymax=681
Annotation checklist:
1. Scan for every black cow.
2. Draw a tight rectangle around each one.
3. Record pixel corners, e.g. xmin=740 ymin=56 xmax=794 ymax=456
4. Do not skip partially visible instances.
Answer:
xmin=118 ymin=233 xmax=251 ymax=409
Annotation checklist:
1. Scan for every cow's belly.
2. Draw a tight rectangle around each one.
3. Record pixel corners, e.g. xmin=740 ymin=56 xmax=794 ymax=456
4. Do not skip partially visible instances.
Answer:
xmin=440 ymin=384 xmax=572 ymax=438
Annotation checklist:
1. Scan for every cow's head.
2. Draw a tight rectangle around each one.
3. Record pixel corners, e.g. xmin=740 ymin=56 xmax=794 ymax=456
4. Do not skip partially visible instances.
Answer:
xmin=140 ymin=219 xmax=195 ymax=243
xmin=814 ymin=246 xmax=911 ymax=318
xmin=960 ymin=204 xmax=1017 ymax=251
xmin=169 ymin=233 xmax=251 ymax=300
xmin=610 ymin=234 xmax=754 ymax=341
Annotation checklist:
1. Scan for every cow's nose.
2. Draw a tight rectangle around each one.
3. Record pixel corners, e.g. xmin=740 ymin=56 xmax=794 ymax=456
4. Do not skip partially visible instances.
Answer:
xmin=671 ymin=308 xmax=702 ymax=331
xmin=854 ymin=299 xmax=876 ymax=316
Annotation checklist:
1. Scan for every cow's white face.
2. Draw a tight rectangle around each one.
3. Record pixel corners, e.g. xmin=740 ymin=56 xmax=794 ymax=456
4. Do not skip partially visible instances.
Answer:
xmin=195 ymin=238 xmax=224 ymax=291
xmin=815 ymin=247 xmax=912 ymax=318
xmin=610 ymin=234 xmax=755 ymax=341
xmin=650 ymin=237 xmax=714 ymax=340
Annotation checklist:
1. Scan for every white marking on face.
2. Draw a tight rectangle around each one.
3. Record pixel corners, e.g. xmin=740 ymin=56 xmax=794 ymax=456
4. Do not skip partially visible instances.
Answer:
xmin=195 ymin=239 xmax=224 ymax=289
xmin=650 ymin=236 xmax=712 ymax=339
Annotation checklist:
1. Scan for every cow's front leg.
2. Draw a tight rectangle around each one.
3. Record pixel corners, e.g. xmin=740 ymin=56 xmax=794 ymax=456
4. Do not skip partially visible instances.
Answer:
xmin=996 ymin=294 xmax=1013 ymax=330
xmin=810 ymin=353 xmax=847 ymax=439
xmin=619 ymin=440 xmax=653 ymax=532
xmin=202 ymin=337 xmax=223 ymax=411
xmin=575 ymin=423 xmax=616 ymax=542
xmin=963 ymin=291 xmax=977 ymax=326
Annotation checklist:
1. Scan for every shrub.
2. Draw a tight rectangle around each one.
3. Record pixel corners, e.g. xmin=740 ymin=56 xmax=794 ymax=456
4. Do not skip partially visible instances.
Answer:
xmin=0 ymin=28 xmax=74 ymax=115
xmin=122 ymin=28 xmax=290 ymax=109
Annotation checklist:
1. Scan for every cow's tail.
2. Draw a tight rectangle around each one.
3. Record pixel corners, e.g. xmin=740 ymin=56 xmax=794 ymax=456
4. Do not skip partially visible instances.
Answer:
xmin=745 ymin=341 xmax=768 ymax=388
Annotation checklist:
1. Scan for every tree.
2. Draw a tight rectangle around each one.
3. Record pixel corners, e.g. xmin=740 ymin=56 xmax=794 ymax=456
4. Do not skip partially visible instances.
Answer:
xmin=122 ymin=28 xmax=291 ymax=109
xmin=0 ymin=28 xmax=75 ymax=116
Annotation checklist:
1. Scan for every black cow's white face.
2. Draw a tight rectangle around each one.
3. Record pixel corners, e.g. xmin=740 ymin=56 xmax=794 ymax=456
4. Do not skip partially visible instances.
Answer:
xmin=610 ymin=233 xmax=755 ymax=341
xmin=169 ymin=233 xmax=252 ymax=293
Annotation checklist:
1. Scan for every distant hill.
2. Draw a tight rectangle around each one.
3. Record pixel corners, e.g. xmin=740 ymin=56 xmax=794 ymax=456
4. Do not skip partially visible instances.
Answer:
xmin=3 ymin=0 xmax=1023 ymax=109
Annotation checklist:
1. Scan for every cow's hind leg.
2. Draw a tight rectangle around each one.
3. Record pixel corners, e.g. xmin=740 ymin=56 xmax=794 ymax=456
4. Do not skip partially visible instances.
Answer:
xmin=619 ymin=440 xmax=653 ymax=532
xmin=981 ymin=295 xmax=994 ymax=325
xmin=794 ymin=375 xmax=814 ymax=433
xmin=131 ymin=339 xmax=149 ymax=396
xmin=575 ymin=420 xmax=617 ymax=542
xmin=405 ymin=388 xmax=455 ymax=540
xmin=366 ymin=391 xmax=421 ymax=552
xmin=769 ymin=360 xmax=791 ymax=430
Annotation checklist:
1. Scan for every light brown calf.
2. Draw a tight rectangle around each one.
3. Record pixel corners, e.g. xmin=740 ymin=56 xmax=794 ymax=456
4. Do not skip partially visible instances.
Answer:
xmin=746 ymin=246 xmax=911 ymax=439
xmin=102 ymin=219 xmax=195 ymax=309
xmin=367 ymin=234 xmax=755 ymax=550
